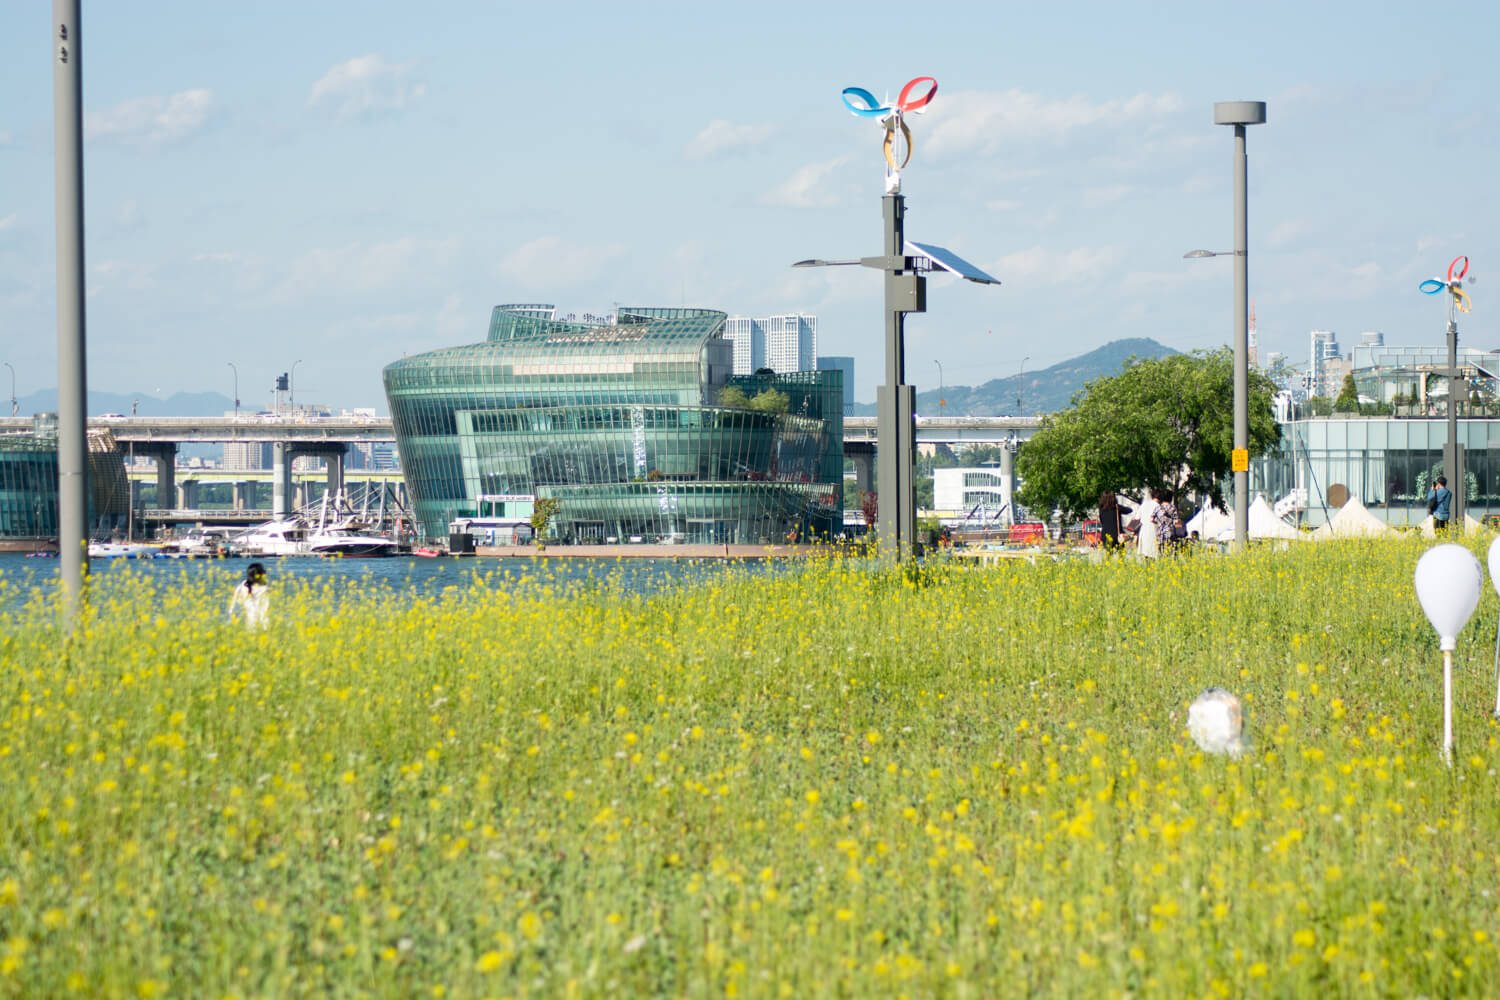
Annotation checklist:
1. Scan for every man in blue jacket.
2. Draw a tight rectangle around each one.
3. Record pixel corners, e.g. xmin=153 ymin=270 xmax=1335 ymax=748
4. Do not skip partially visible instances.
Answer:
xmin=1430 ymin=476 xmax=1453 ymax=532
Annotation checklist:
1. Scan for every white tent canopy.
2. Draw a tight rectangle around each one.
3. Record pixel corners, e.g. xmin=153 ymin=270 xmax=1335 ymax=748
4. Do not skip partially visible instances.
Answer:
xmin=1186 ymin=504 xmax=1233 ymax=540
xmin=1312 ymin=495 xmax=1394 ymax=539
xmin=1211 ymin=495 xmax=1304 ymax=542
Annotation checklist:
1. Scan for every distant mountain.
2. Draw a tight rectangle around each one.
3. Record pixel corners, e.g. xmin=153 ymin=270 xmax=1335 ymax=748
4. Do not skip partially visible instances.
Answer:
xmin=15 ymin=390 xmax=238 ymax=418
xmin=851 ymin=338 xmax=1182 ymax=416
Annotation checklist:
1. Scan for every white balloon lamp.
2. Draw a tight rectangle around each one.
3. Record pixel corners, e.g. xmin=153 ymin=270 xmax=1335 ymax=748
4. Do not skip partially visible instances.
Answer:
xmin=1414 ymin=544 xmax=1483 ymax=764
xmin=1488 ymin=537 xmax=1500 ymax=718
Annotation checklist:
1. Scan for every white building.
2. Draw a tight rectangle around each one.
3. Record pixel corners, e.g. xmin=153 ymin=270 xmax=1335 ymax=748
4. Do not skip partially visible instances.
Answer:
xmin=723 ymin=317 xmax=764 ymax=374
xmin=934 ymin=464 xmax=1014 ymax=525
xmin=1309 ymin=330 xmax=1342 ymax=397
xmin=724 ymin=314 xmax=817 ymax=374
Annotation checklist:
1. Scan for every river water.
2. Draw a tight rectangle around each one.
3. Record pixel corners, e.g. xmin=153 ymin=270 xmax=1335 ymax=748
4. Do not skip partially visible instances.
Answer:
xmin=0 ymin=551 xmax=779 ymax=612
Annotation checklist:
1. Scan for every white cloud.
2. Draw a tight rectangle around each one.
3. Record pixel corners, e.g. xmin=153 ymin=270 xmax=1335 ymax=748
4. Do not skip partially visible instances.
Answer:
xmin=90 ymin=257 xmax=156 ymax=293
xmin=1082 ymin=184 xmax=1132 ymax=206
xmin=277 ymin=236 xmax=461 ymax=301
xmin=991 ymin=246 xmax=1124 ymax=286
xmin=496 ymin=236 xmax=627 ymax=289
xmin=115 ymin=199 xmax=145 ymax=230
xmin=761 ymin=156 xmax=850 ymax=208
xmin=85 ymin=89 xmax=214 ymax=144
xmin=686 ymin=119 xmax=775 ymax=159
xmin=309 ymin=55 xmax=426 ymax=119
xmin=1267 ymin=220 xmax=1308 ymax=248
xmin=0 ymin=130 xmax=12 ymax=146
xmin=924 ymin=89 xmax=1184 ymax=156
xmin=0 ymin=214 xmax=15 ymax=231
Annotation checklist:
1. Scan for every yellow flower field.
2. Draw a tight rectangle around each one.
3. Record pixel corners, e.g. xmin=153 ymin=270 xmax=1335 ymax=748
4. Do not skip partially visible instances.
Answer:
xmin=2 ymin=539 xmax=1499 ymax=998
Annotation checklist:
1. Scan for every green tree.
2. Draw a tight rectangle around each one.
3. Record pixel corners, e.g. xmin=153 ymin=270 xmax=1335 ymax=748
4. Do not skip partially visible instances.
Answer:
xmin=1334 ymin=373 xmax=1359 ymax=413
xmin=717 ymin=386 xmax=750 ymax=409
xmin=1015 ymin=348 xmax=1279 ymax=522
xmin=748 ymin=389 xmax=790 ymax=415
xmin=529 ymin=498 xmax=561 ymax=549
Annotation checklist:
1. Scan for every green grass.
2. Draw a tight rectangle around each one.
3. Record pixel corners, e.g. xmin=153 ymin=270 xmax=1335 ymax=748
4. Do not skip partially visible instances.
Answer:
xmin=1 ymin=539 xmax=1498 ymax=998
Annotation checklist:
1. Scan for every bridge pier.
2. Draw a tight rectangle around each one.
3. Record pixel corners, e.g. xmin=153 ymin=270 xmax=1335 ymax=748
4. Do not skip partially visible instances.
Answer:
xmin=133 ymin=442 xmax=177 ymax=509
xmin=177 ymin=480 xmax=198 ymax=510
xmin=1000 ymin=437 xmax=1017 ymax=525
xmin=847 ymin=443 xmax=876 ymax=497
xmin=272 ymin=442 xmax=292 ymax=518
xmin=324 ymin=446 xmax=345 ymax=499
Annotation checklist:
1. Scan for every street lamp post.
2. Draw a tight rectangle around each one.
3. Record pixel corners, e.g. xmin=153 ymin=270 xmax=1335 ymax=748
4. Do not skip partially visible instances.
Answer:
xmin=792 ymin=76 xmax=999 ymax=561
xmin=290 ymin=359 xmax=303 ymax=412
xmin=1016 ymin=356 xmax=1030 ymax=415
xmin=934 ymin=360 xmax=944 ymax=413
xmin=1420 ymin=256 xmax=1473 ymax=527
xmin=3 ymin=362 xmax=15 ymax=416
xmin=227 ymin=361 xmax=240 ymax=417
xmin=53 ymin=0 xmax=90 ymax=600
xmin=1188 ymin=101 xmax=1266 ymax=553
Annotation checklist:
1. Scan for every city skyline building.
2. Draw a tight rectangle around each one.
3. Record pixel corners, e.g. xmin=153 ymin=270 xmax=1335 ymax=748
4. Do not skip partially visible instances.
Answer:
xmin=1309 ymin=329 xmax=1342 ymax=397
xmin=383 ymin=304 xmax=844 ymax=543
xmin=724 ymin=314 xmax=817 ymax=375
xmin=817 ymin=356 xmax=855 ymax=415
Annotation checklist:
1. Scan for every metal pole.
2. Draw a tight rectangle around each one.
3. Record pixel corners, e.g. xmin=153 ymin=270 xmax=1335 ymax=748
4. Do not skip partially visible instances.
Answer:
xmin=52 ymin=0 xmax=89 ymax=601
xmin=1447 ymin=306 xmax=1461 ymax=526
xmin=3 ymin=362 xmax=15 ymax=416
xmin=228 ymin=361 xmax=239 ymax=416
xmin=1232 ymin=123 xmax=1249 ymax=553
xmin=1017 ymin=356 xmax=1029 ymax=415
xmin=877 ymin=193 xmax=911 ymax=560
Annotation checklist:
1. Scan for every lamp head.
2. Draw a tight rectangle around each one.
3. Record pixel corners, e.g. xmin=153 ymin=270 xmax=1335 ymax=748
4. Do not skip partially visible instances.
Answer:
xmin=1414 ymin=544 xmax=1483 ymax=651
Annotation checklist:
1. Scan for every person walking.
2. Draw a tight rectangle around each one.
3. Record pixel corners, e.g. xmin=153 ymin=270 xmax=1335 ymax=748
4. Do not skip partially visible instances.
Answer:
xmin=228 ymin=562 xmax=270 ymax=629
xmin=1430 ymin=475 xmax=1453 ymax=532
xmin=1098 ymin=491 xmax=1125 ymax=553
xmin=1151 ymin=489 xmax=1177 ymax=555
xmin=1128 ymin=491 xmax=1158 ymax=559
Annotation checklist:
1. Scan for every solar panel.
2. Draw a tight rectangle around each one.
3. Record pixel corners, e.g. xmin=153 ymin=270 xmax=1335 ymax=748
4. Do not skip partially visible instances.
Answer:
xmin=906 ymin=241 xmax=1001 ymax=285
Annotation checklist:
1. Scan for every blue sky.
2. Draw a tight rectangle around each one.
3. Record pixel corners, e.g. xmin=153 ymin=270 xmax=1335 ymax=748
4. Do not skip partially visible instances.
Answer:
xmin=1 ymin=1 xmax=1495 ymax=411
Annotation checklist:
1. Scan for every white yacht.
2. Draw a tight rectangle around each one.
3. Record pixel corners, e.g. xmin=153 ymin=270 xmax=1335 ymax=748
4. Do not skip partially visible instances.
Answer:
xmin=87 ymin=541 xmax=160 ymax=558
xmin=305 ymin=521 xmax=400 ymax=557
xmin=158 ymin=526 xmax=240 ymax=558
xmin=237 ymin=516 xmax=398 ymax=558
xmin=235 ymin=519 xmax=311 ymax=557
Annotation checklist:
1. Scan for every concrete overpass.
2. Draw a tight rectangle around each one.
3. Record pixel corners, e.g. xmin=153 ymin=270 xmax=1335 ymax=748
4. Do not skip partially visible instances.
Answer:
xmin=2 ymin=413 xmax=1039 ymax=518
xmin=0 ymin=415 xmax=395 ymax=520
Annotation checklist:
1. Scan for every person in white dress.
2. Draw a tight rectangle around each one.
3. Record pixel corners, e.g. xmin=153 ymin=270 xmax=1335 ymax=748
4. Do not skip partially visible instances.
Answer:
xmin=1127 ymin=493 xmax=1159 ymax=558
xmin=228 ymin=562 xmax=270 ymax=629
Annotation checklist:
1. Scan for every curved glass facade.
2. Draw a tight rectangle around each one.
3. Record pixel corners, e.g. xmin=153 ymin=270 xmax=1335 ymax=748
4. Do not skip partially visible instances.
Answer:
xmin=383 ymin=305 xmax=844 ymax=543
xmin=0 ymin=424 xmax=128 ymax=541
xmin=0 ymin=436 xmax=58 ymax=539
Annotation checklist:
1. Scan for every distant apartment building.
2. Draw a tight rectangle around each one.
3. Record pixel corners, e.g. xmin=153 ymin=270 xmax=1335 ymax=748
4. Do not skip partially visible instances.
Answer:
xmin=1309 ymin=330 xmax=1342 ymax=397
xmin=724 ymin=314 xmax=817 ymax=375
xmin=817 ymin=356 xmax=855 ymax=415
xmin=222 ymin=441 xmax=273 ymax=471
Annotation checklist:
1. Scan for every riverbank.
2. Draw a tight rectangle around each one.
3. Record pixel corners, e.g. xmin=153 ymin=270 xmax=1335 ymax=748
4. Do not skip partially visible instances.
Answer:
xmin=474 ymin=542 xmax=829 ymax=559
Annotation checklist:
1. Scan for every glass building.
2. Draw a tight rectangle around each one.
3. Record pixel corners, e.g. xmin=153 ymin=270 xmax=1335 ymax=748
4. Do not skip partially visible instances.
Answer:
xmin=0 ymin=417 xmax=129 ymax=544
xmin=1252 ymin=415 xmax=1500 ymax=527
xmin=0 ymin=435 xmax=59 ymax=541
xmin=383 ymin=305 xmax=844 ymax=543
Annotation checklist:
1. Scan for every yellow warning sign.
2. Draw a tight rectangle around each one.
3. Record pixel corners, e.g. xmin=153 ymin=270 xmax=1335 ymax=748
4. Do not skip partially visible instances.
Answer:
xmin=1231 ymin=448 xmax=1249 ymax=472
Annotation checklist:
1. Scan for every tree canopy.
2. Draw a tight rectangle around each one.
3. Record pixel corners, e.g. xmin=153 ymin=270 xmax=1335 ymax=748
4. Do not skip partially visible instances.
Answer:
xmin=1014 ymin=348 xmax=1279 ymax=521
xmin=1334 ymin=373 xmax=1359 ymax=412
